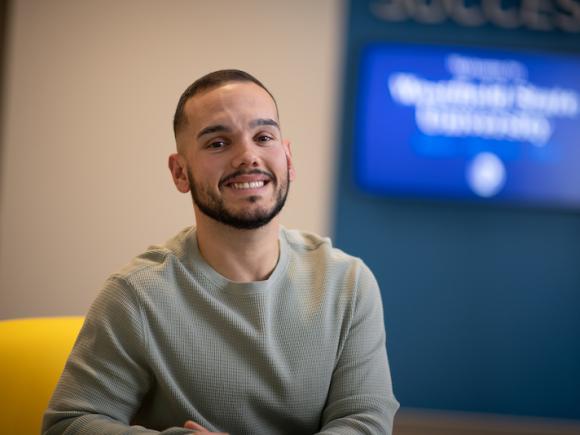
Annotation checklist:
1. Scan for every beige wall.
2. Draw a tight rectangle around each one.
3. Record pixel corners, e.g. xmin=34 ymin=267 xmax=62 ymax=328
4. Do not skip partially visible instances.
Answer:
xmin=0 ymin=0 xmax=344 ymax=319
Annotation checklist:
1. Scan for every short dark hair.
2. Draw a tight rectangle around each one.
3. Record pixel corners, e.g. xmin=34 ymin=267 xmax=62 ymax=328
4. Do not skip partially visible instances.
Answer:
xmin=173 ymin=69 xmax=277 ymax=137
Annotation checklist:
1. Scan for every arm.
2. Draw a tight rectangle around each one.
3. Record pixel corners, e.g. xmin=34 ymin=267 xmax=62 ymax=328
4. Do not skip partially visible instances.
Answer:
xmin=42 ymin=276 xmax=192 ymax=435
xmin=317 ymin=263 xmax=399 ymax=435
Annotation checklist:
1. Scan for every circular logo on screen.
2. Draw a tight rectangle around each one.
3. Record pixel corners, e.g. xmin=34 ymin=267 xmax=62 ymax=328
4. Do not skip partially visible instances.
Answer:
xmin=466 ymin=152 xmax=506 ymax=198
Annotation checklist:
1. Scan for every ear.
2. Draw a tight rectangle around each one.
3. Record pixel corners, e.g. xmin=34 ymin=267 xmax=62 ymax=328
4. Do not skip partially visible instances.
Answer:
xmin=283 ymin=139 xmax=296 ymax=182
xmin=168 ymin=153 xmax=191 ymax=193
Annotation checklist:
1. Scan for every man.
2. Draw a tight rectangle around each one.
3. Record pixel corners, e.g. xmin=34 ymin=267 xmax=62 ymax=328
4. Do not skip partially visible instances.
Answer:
xmin=43 ymin=70 xmax=399 ymax=434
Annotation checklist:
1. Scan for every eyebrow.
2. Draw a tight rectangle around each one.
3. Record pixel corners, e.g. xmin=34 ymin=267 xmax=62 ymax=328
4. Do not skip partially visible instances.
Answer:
xmin=249 ymin=118 xmax=280 ymax=129
xmin=196 ymin=118 xmax=280 ymax=140
xmin=196 ymin=124 xmax=231 ymax=139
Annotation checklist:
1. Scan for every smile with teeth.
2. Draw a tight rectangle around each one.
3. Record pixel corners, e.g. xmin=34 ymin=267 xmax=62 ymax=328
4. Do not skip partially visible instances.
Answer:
xmin=230 ymin=180 xmax=266 ymax=190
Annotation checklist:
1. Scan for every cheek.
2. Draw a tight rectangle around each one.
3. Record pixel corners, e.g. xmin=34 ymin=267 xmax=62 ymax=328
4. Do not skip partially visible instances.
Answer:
xmin=271 ymin=160 xmax=288 ymax=181
xmin=190 ymin=161 xmax=219 ymax=182
xmin=271 ymin=150 xmax=290 ymax=169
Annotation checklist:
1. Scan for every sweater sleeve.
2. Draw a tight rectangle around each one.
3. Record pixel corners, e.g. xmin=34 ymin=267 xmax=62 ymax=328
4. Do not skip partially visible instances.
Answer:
xmin=317 ymin=262 xmax=399 ymax=435
xmin=42 ymin=276 xmax=192 ymax=435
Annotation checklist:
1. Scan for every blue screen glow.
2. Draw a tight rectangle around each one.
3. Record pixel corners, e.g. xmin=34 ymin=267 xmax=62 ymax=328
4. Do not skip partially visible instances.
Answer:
xmin=355 ymin=43 xmax=580 ymax=208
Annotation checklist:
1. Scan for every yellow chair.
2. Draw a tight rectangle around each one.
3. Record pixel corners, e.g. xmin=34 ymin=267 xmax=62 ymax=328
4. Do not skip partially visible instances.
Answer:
xmin=0 ymin=316 xmax=84 ymax=435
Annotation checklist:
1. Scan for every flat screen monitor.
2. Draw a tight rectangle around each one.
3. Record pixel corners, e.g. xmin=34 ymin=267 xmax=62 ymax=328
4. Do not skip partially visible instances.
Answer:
xmin=355 ymin=42 xmax=580 ymax=209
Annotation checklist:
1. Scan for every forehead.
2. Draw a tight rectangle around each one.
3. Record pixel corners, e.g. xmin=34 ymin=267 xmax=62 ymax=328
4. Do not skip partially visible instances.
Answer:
xmin=183 ymin=82 xmax=278 ymax=129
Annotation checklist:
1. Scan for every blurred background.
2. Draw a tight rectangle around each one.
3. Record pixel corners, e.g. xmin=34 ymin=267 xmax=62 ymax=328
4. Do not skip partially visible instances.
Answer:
xmin=1 ymin=1 xmax=579 ymax=434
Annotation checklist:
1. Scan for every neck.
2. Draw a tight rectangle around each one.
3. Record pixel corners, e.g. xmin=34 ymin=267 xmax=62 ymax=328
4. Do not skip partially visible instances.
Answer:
xmin=194 ymin=214 xmax=281 ymax=282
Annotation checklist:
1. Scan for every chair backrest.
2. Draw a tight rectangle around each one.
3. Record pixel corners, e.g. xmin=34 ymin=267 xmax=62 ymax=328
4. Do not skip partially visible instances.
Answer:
xmin=0 ymin=316 xmax=84 ymax=435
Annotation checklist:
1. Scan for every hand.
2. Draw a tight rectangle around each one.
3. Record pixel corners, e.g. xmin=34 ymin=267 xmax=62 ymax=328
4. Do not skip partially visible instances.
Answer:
xmin=183 ymin=420 xmax=229 ymax=434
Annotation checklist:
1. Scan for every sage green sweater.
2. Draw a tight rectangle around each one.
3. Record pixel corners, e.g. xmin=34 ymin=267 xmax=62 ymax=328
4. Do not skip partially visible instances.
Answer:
xmin=43 ymin=227 xmax=398 ymax=434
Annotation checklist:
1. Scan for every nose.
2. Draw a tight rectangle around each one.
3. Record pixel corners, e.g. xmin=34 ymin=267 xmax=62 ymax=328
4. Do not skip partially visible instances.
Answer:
xmin=231 ymin=138 xmax=259 ymax=168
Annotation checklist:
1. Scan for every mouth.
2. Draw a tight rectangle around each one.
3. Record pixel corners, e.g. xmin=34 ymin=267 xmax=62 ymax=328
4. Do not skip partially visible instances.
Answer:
xmin=228 ymin=180 xmax=268 ymax=190
xmin=220 ymin=170 xmax=274 ymax=192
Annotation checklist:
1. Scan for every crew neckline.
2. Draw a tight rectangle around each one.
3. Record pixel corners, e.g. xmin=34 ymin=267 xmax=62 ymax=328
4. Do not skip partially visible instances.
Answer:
xmin=186 ymin=227 xmax=290 ymax=294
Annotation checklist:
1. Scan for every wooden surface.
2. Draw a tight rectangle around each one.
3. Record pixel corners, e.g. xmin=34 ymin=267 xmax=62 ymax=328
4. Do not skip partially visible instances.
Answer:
xmin=394 ymin=408 xmax=580 ymax=435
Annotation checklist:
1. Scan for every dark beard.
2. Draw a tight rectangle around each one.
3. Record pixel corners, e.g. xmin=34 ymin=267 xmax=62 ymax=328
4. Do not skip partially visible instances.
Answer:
xmin=188 ymin=168 xmax=289 ymax=230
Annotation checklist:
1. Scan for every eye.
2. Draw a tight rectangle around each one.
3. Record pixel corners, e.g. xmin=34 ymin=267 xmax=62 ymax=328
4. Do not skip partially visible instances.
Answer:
xmin=206 ymin=139 xmax=227 ymax=149
xmin=255 ymin=134 xmax=274 ymax=144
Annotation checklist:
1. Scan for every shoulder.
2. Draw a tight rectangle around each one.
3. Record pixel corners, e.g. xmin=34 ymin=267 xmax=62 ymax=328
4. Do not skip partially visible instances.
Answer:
xmin=111 ymin=226 xmax=194 ymax=282
xmin=281 ymin=227 xmax=378 ymax=294
xmin=89 ymin=227 xmax=197 ymax=312
xmin=281 ymin=227 xmax=331 ymax=251
xmin=86 ymin=227 xmax=196 ymax=323
xmin=282 ymin=228 xmax=354 ymax=261
xmin=281 ymin=227 xmax=368 ymax=271
xmin=280 ymin=229 xmax=384 ymax=338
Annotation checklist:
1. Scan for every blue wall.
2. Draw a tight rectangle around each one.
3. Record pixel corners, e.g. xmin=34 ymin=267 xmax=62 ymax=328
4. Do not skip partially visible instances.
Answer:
xmin=334 ymin=0 xmax=580 ymax=420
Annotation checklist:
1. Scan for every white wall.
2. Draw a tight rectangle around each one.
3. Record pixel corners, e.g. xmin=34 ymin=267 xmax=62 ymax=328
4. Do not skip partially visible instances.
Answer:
xmin=0 ymin=0 xmax=344 ymax=319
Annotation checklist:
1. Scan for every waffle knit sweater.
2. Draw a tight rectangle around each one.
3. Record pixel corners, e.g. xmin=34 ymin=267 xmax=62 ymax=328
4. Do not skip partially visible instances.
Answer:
xmin=43 ymin=227 xmax=399 ymax=435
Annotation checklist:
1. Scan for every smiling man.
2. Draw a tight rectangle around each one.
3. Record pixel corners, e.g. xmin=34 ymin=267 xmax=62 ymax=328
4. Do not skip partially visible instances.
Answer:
xmin=43 ymin=70 xmax=399 ymax=435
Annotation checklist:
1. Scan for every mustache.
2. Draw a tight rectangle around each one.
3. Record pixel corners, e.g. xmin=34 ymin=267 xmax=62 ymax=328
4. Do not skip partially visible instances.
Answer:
xmin=219 ymin=169 xmax=275 ymax=187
